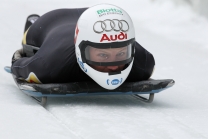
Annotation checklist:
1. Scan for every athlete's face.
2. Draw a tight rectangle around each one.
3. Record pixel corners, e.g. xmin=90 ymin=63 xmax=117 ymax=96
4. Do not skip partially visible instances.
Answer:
xmin=89 ymin=47 xmax=128 ymax=72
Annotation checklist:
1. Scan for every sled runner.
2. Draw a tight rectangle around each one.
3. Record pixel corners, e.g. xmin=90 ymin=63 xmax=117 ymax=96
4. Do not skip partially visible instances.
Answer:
xmin=4 ymin=66 xmax=175 ymax=106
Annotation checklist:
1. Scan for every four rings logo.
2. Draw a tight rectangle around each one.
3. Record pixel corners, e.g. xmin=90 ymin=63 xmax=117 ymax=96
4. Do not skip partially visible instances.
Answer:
xmin=93 ymin=19 xmax=129 ymax=34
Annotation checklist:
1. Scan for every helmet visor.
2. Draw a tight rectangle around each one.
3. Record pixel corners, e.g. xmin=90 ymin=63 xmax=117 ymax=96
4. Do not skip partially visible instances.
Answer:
xmin=85 ymin=44 xmax=132 ymax=66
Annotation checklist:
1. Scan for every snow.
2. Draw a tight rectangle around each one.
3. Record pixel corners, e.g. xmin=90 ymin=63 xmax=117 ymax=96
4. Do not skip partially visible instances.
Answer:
xmin=0 ymin=0 xmax=208 ymax=139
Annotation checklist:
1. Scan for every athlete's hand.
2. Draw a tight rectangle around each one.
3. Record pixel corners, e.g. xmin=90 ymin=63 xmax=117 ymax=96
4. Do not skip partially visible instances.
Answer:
xmin=12 ymin=48 xmax=26 ymax=64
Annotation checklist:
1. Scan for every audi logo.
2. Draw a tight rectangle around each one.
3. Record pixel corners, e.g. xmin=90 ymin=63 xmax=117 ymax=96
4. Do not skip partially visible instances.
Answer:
xmin=93 ymin=19 xmax=129 ymax=34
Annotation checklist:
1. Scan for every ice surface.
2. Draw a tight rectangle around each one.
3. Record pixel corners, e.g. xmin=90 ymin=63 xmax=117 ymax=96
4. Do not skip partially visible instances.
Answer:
xmin=0 ymin=0 xmax=208 ymax=139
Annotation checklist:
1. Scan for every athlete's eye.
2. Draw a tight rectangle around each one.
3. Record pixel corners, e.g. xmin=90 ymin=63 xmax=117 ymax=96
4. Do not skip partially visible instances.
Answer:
xmin=97 ymin=53 xmax=109 ymax=59
xmin=116 ymin=52 xmax=125 ymax=57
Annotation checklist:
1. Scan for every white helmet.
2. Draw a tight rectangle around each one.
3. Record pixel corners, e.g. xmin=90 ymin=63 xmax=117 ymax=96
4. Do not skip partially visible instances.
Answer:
xmin=75 ymin=4 xmax=135 ymax=90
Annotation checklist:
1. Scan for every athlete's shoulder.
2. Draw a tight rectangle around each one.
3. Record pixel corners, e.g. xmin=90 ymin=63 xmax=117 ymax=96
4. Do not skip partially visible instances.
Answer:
xmin=41 ymin=8 xmax=88 ymax=17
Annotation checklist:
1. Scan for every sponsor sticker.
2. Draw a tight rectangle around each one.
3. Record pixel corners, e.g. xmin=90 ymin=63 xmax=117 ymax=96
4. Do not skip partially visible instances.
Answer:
xmin=74 ymin=25 xmax=79 ymax=44
xmin=96 ymin=8 xmax=123 ymax=17
xmin=107 ymin=78 xmax=123 ymax=85
xmin=111 ymin=79 xmax=119 ymax=85
xmin=100 ymin=32 xmax=127 ymax=42
xmin=93 ymin=19 xmax=129 ymax=34
xmin=78 ymin=58 xmax=87 ymax=72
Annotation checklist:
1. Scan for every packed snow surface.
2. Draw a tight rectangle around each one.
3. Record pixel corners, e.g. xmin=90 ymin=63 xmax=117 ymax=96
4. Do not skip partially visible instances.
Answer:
xmin=0 ymin=0 xmax=208 ymax=139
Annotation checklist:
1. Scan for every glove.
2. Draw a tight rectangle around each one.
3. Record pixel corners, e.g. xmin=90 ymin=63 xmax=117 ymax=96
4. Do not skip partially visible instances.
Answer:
xmin=12 ymin=48 xmax=26 ymax=64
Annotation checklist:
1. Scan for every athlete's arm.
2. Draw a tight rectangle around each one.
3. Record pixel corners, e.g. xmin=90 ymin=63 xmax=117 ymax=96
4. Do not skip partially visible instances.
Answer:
xmin=127 ymin=41 xmax=155 ymax=81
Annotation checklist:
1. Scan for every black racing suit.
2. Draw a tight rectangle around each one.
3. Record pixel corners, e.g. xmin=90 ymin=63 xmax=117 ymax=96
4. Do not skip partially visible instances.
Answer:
xmin=12 ymin=8 xmax=155 ymax=84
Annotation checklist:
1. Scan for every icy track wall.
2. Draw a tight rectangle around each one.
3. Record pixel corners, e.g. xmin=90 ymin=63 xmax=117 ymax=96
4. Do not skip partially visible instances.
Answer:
xmin=156 ymin=0 xmax=208 ymax=18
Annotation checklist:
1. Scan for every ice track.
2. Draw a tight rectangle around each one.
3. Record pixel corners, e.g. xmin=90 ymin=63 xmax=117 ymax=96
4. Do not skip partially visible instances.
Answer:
xmin=0 ymin=0 xmax=208 ymax=139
